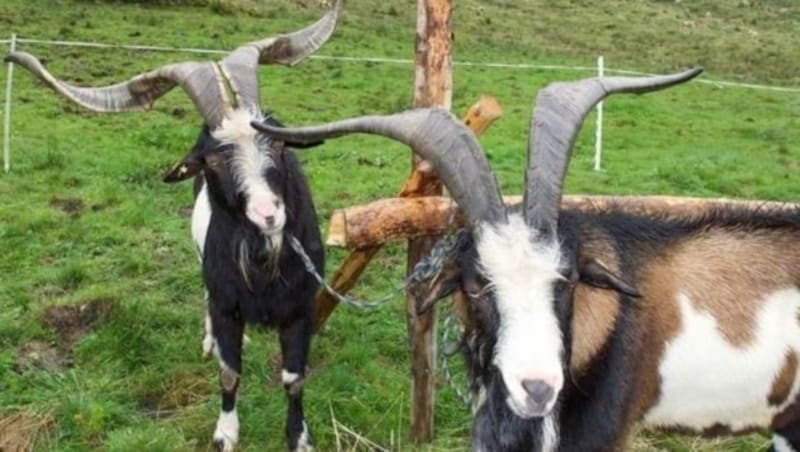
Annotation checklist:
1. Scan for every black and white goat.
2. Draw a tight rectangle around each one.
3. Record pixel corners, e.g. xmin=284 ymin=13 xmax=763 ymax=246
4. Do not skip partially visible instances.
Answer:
xmin=254 ymin=68 xmax=800 ymax=451
xmin=7 ymin=3 xmax=341 ymax=450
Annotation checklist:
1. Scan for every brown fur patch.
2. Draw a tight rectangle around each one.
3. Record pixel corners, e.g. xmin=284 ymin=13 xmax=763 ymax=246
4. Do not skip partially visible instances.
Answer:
xmin=220 ymin=367 xmax=240 ymax=392
xmin=625 ymin=258 xmax=682 ymax=423
xmin=668 ymin=231 xmax=799 ymax=347
xmin=570 ymin=284 xmax=620 ymax=376
xmin=287 ymin=378 xmax=305 ymax=397
xmin=569 ymin=225 xmax=624 ymax=376
xmin=769 ymin=350 xmax=798 ymax=406
xmin=625 ymin=229 xmax=800 ymax=424
xmin=773 ymin=391 xmax=800 ymax=430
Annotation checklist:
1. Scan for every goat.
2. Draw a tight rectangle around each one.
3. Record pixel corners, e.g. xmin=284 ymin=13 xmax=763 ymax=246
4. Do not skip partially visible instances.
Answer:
xmin=7 ymin=2 xmax=341 ymax=450
xmin=252 ymin=67 xmax=800 ymax=451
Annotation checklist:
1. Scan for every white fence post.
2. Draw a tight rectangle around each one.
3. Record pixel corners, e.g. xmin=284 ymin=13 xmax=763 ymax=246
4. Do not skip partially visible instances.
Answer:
xmin=593 ymin=55 xmax=604 ymax=172
xmin=3 ymin=33 xmax=16 ymax=173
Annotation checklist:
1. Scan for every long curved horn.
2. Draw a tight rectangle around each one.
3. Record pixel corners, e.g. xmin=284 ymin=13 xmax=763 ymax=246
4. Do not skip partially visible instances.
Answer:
xmin=251 ymin=108 xmax=507 ymax=226
xmin=5 ymin=51 xmax=230 ymax=126
xmin=524 ymin=67 xmax=703 ymax=234
xmin=220 ymin=0 xmax=344 ymax=111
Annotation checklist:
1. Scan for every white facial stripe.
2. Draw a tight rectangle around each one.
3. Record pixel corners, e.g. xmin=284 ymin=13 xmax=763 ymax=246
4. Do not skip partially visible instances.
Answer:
xmin=476 ymin=213 xmax=565 ymax=418
xmin=644 ymin=288 xmax=800 ymax=432
xmin=213 ymin=109 xmax=286 ymax=234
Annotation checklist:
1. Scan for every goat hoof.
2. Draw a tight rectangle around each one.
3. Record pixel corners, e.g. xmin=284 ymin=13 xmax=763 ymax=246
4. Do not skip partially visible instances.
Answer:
xmin=213 ymin=413 xmax=238 ymax=452
xmin=213 ymin=439 xmax=231 ymax=452
xmin=292 ymin=421 xmax=313 ymax=451
xmin=213 ymin=437 xmax=236 ymax=452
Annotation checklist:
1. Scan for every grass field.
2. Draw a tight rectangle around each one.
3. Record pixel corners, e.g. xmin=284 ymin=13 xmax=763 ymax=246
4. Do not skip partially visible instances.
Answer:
xmin=1 ymin=0 xmax=799 ymax=450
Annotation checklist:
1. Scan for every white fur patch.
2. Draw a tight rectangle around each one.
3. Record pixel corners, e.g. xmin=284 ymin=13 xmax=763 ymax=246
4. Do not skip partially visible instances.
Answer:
xmin=541 ymin=414 xmax=559 ymax=452
xmin=213 ymin=109 xmax=286 ymax=235
xmin=775 ymin=435 xmax=796 ymax=452
xmin=476 ymin=213 xmax=565 ymax=418
xmin=643 ymin=288 xmax=800 ymax=431
xmin=191 ymin=182 xmax=211 ymax=258
xmin=294 ymin=421 xmax=313 ymax=451
xmin=282 ymin=369 xmax=300 ymax=385
xmin=213 ymin=409 xmax=239 ymax=451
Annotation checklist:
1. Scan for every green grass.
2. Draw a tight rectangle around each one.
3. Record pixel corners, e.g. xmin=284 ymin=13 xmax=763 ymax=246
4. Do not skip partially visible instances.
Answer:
xmin=1 ymin=0 xmax=799 ymax=450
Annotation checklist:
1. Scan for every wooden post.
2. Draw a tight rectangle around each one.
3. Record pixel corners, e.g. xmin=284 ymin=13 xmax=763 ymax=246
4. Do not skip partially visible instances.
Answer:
xmin=408 ymin=0 xmax=452 ymax=443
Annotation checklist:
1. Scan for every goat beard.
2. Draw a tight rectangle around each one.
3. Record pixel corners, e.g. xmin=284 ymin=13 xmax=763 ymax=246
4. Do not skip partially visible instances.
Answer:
xmin=471 ymin=372 xmax=561 ymax=452
xmin=236 ymin=229 xmax=283 ymax=290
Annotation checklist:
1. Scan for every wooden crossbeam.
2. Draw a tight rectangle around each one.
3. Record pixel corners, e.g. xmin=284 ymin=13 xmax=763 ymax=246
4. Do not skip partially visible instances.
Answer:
xmin=326 ymin=195 xmax=796 ymax=249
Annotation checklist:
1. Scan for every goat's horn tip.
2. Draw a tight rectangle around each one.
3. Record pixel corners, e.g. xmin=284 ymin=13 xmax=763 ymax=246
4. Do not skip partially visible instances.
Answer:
xmin=688 ymin=66 xmax=704 ymax=77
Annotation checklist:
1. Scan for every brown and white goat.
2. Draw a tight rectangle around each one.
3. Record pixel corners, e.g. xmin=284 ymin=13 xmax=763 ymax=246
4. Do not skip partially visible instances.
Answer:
xmin=7 ymin=3 xmax=342 ymax=450
xmin=252 ymin=69 xmax=800 ymax=451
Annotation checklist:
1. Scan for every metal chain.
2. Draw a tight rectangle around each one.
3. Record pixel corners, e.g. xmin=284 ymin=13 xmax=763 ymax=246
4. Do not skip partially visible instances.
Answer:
xmin=288 ymin=233 xmax=458 ymax=310
xmin=439 ymin=310 xmax=474 ymax=409
xmin=290 ymin=232 xmax=474 ymax=407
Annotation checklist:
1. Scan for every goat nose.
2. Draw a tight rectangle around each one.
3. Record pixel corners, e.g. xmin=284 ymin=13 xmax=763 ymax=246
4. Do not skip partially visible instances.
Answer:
xmin=522 ymin=379 xmax=555 ymax=405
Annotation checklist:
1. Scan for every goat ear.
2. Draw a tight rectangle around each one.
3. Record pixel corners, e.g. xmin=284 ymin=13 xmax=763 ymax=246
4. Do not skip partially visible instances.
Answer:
xmin=578 ymin=258 xmax=641 ymax=298
xmin=163 ymin=157 xmax=203 ymax=183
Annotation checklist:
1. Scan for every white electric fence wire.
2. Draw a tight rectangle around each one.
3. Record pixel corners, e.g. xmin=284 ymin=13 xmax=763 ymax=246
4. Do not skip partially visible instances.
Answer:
xmin=5 ymin=35 xmax=800 ymax=172
xmin=7 ymin=36 xmax=800 ymax=92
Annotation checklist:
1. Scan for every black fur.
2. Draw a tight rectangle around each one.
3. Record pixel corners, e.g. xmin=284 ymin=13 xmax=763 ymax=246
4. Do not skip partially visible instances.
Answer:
xmin=190 ymin=114 xmax=323 ymax=450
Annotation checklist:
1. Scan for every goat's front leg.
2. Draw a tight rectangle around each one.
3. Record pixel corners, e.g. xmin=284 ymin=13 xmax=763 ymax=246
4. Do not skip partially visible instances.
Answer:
xmin=279 ymin=316 xmax=312 ymax=451
xmin=210 ymin=305 xmax=244 ymax=452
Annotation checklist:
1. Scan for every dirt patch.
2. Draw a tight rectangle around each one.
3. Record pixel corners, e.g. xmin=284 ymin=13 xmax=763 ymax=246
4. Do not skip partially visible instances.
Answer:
xmin=41 ymin=298 xmax=115 ymax=350
xmin=0 ymin=411 xmax=53 ymax=452
xmin=49 ymin=197 xmax=84 ymax=218
xmin=15 ymin=341 xmax=68 ymax=372
xmin=90 ymin=201 xmax=115 ymax=212
xmin=20 ymin=299 xmax=115 ymax=371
